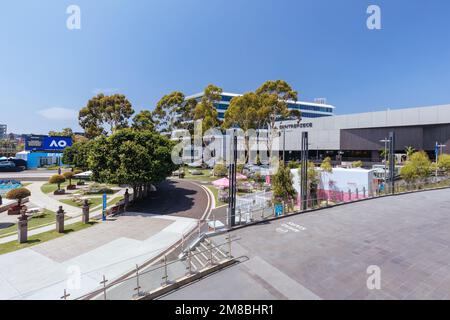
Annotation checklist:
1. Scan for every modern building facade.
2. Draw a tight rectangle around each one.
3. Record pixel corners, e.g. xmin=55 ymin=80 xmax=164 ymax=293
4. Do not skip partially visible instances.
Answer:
xmin=185 ymin=92 xmax=335 ymax=121
xmin=275 ymin=104 xmax=450 ymax=162
xmin=0 ymin=124 xmax=6 ymax=139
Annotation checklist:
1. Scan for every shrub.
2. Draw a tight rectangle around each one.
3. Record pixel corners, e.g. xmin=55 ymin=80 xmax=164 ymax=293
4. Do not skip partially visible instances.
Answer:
xmin=438 ymin=154 xmax=450 ymax=174
xmin=6 ymin=187 xmax=31 ymax=206
xmin=213 ymin=164 xmax=228 ymax=177
xmin=49 ymin=174 xmax=66 ymax=190
xmin=352 ymin=160 xmax=363 ymax=168
xmin=63 ymin=171 xmax=75 ymax=185
xmin=320 ymin=157 xmax=333 ymax=172
xmin=84 ymin=183 xmax=114 ymax=195
xmin=287 ymin=161 xmax=300 ymax=169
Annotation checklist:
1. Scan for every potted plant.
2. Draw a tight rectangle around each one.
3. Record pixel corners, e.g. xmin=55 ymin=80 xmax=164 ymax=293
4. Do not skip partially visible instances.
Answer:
xmin=63 ymin=171 xmax=77 ymax=190
xmin=6 ymin=187 xmax=31 ymax=215
xmin=49 ymin=174 xmax=66 ymax=195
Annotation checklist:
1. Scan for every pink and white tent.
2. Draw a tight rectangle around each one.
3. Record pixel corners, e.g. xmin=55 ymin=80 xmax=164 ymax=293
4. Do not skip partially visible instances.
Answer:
xmin=236 ymin=173 xmax=248 ymax=180
xmin=212 ymin=177 xmax=230 ymax=188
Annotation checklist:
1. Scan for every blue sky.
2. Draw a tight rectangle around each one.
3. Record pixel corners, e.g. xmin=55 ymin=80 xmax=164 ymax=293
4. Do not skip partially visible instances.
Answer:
xmin=1 ymin=0 xmax=450 ymax=134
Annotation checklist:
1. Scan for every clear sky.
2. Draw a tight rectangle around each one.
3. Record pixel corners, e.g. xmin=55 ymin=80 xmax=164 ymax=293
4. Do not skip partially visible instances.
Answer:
xmin=1 ymin=0 xmax=450 ymax=134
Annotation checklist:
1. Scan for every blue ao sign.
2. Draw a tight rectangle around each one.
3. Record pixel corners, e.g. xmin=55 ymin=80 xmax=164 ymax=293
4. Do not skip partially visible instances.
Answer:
xmin=25 ymin=135 xmax=73 ymax=152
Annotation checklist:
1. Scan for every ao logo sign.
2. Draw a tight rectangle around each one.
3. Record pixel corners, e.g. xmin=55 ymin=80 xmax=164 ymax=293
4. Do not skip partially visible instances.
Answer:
xmin=49 ymin=139 xmax=68 ymax=148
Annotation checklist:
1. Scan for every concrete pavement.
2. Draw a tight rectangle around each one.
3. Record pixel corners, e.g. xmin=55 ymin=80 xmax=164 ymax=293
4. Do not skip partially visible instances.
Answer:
xmin=163 ymin=188 xmax=450 ymax=300
xmin=1 ymin=213 xmax=197 ymax=300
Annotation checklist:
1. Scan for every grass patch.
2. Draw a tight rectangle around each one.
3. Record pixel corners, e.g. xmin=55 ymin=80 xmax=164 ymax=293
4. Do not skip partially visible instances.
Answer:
xmin=40 ymin=182 xmax=70 ymax=194
xmin=0 ymin=221 xmax=96 ymax=255
xmin=0 ymin=209 xmax=57 ymax=237
xmin=59 ymin=197 xmax=103 ymax=208
xmin=206 ymin=186 xmax=227 ymax=207
xmin=106 ymin=196 xmax=123 ymax=207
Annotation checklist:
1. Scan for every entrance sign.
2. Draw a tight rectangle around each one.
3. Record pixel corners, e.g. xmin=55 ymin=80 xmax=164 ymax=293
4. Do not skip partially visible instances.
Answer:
xmin=25 ymin=135 xmax=73 ymax=152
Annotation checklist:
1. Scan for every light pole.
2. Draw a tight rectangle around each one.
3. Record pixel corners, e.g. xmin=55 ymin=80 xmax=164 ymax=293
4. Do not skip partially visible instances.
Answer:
xmin=380 ymin=138 xmax=389 ymax=182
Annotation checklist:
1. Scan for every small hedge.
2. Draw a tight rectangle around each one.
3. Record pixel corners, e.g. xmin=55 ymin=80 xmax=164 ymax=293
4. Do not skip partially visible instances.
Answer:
xmin=6 ymin=187 xmax=31 ymax=205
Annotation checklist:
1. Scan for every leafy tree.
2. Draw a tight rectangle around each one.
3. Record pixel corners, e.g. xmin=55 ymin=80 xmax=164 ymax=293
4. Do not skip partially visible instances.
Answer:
xmin=320 ymin=157 xmax=333 ymax=172
xmin=272 ymin=164 xmax=297 ymax=204
xmin=438 ymin=154 xmax=450 ymax=175
xmin=400 ymin=151 xmax=431 ymax=185
xmin=62 ymin=140 xmax=94 ymax=170
xmin=6 ymin=187 xmax=31 ymax=207
xmin=79 ymin=93 xmax=135 ymax=138
xmin=49 ymin=174 xmax=66 ymax=191
xmin=153 ymin=91 xmax=185 ymax=133
xmin=404 ymin=146 xmax=416 ymax=161
xmin=352 ymin=160 xmax=363 ymax=168
xmin=223 ymin=92 xmax=261 ymax=131
xmin=213 ymin=163 xmax=227 ymax=177
xmin=132 ymin=110 xmax=155 ymax=131
xmin=194 ymin=84 xmax=222 ymax=132
xmin=255 ymin=80 xmax=298 ymax=131
xmin=177 ymin=98 xmax=198 ymax=134
xmin=63 ymin=171 xmax=75 ymax=186
xmin=49 ymin=128 xmax=74 ymax=138
xmin=87 ymin=128 xmax=176 ymax=199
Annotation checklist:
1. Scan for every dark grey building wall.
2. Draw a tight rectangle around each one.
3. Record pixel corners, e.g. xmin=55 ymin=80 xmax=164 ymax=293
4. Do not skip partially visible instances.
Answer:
xmin=340 ymin=124 xmax=450 ymax=153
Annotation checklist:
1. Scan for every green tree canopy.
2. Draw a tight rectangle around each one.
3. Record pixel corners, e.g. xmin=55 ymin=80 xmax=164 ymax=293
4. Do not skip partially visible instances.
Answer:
xmin=255 ymin=80 xmax=298 ymax=131
xmin=79 ymin=93 xmax=135 ymax=138
xmin=153 ymin=91 xmax=185 ymax=133
xmin=49 ymin=128 xmax=74 ymax=138
xmin=320 ymin=157 xmax=333 ymax=173
xmin=132 ymin=110 xmax=155 ymax=131
xmin=194 ymin=84 xmax=222 ymax=132
xmin=272 ymin=164 xmax=297 ymax=203
xmin=62 ymin=140 xmax=95 ymax=171
xmin=223 ymin=92 xmax=261 ymax=131
xmin=87 ymin=128 xmax=176 ymax=195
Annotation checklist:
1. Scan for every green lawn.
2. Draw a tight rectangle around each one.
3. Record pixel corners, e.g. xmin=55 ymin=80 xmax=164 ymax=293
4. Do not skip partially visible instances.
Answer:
xmin=59 ymin=197 xmax=103 ymax=208
xmin=40 ymin=182 xmax=70 ymax=194
xmin=0 ymin=221 xmax=96 ymax=255
xmin=206 ymin=186 xmax=227 ymax=207
xmin=0 ymin=209 xmax=57 ymax=237
xmin=106 ymin=196 xmax=124 ymax=207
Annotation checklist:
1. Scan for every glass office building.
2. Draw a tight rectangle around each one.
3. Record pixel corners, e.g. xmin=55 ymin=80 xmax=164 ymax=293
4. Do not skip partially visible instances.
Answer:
xmin=0 ymin=124 xmax=7 ymax=139
xmin=185 ymin=92 xmax=334 ymax=121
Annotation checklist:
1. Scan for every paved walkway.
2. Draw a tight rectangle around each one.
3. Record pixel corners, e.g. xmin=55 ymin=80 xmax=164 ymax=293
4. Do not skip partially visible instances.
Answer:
xmin=27 ymin=181 xmax=83 ymax=217
xmin=163 ymin=188 xmax=450 ymax=300
xmin=0 ymin=213 xmax=197 ymax=300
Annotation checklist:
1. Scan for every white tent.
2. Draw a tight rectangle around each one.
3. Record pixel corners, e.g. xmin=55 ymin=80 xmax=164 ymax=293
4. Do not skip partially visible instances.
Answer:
xmin=74 ymin=171 xmax=93 ymax=179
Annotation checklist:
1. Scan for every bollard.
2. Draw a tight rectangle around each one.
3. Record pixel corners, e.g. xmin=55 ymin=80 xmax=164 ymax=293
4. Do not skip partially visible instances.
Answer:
xmin=356 ymin=188 xmax=359 ymax=199
xmin=17 ymin=213 xmax=28 ymax=244
xmin=363 ymin=186 xmax=366 ymax=198
xmin=348 ymin=189 xmax=352 ymax=202
xmin=56 ymin=206 xmax=65 ymax=233
xmin=341 ymin=190 xmax=344 ymax=202
xmin=82 ymin=200 xmax=90 ymax=224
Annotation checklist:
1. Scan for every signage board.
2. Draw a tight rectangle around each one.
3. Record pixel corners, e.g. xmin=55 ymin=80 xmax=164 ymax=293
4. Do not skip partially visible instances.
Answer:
xmin=25 ymin=135 xmax=73 ymax=152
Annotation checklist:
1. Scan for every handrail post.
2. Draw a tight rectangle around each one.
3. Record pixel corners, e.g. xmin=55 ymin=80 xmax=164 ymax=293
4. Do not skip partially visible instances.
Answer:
xmin=227 ymin=235 xmax=232 ymax=258
xmin=134 ymin=264 xmax=141 ymax=297
xmin=209 ymin=240 xmax=214 ymax=266
xmin=162 ymin=255 xmax=168 ymax=286
xmin=187 ymin=249 xmax=192 ymax=275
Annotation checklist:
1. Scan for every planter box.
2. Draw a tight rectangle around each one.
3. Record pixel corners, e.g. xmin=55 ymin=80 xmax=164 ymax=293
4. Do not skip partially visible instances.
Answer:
xmin=7 ymin=205 xmax=25 ymax=215
xmin=67 ymin=185 xmax=77 ymax=190
xmin=54 ymin=189 xmax=66 ymax=195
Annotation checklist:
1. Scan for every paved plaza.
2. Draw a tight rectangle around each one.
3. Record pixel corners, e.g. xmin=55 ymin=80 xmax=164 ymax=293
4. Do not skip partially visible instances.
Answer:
xmin=0 ymin=213 xmax=197 ymax=300
xmin=163 ymin=188 xmax=450 ymax=300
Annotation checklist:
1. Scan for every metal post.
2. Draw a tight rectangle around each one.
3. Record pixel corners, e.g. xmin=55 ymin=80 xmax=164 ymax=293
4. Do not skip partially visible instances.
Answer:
xmin=134 ymin=264 xmax=141 ymax=297
xmin=227 ymin=235 xmax=232 ymax=258
xmin=100 ymin=275 xmax=108 ymax=300
xmin=209 ymin=240 xmax=214 ymax=266
xmin=356 ymin=188 xmax=359 ymax=199
xmin=60 ymin=289 xmax=70 ymax=300
xmin=162 ymin=255 xmax=168 ymax=286
xmin=301 ymin=132 xmax=309 ymax=211
xmin=228 ymin=135 xmax=237 ymax=228
xmin=187 ymin=249 xmax=192 ymax=275
xmin=198 ymin=220 xmax=201 ymax=237
xmin=348 ymin=189 xmax=351 ymax=201
xmin=363 ymin=186 xmax=366 ymax=198
xmin=389 ymin=131 xmax=396 ymax=194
